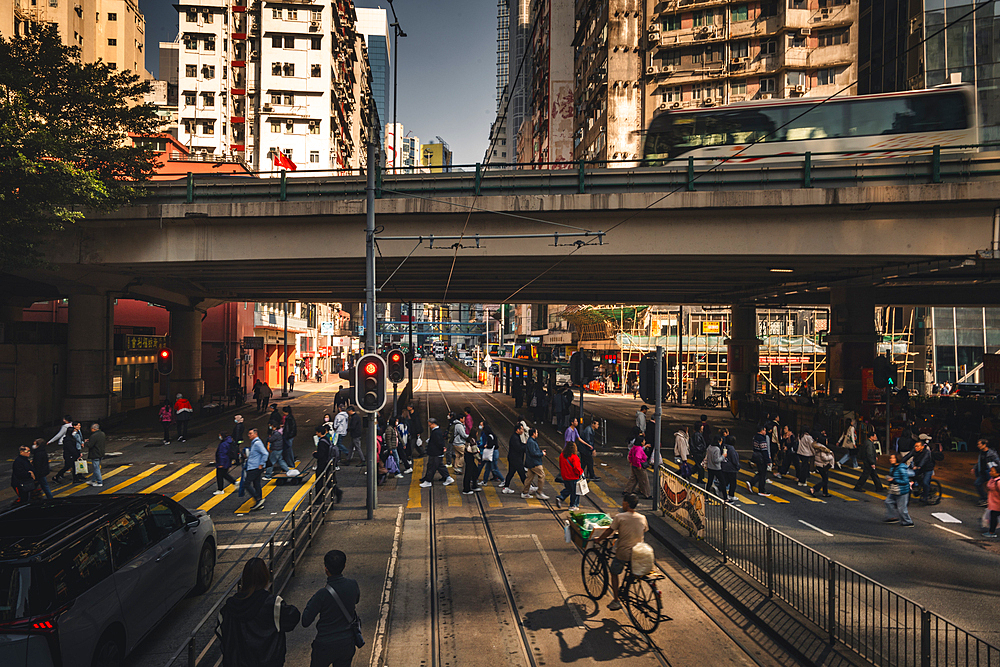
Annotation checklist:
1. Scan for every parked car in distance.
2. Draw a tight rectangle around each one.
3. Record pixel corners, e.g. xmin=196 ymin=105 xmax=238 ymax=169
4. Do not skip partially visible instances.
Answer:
xmin=464 ymin=358 xmax=476 ymax=367
xmin=0 ymin=495 xmax=216 ymax=667
xmin=413 ymin=352 xmax=422 ymax=363
xmin=435 ymin=352 xmax=445 ymax=361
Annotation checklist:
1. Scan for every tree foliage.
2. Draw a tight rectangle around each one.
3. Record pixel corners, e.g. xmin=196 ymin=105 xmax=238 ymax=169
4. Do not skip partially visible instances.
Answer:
xmin=0 ymin=25 xmax=159 ymax=269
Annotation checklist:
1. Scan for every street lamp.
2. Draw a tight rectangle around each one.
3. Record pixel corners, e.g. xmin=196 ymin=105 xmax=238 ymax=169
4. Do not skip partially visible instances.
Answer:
xmin=387 ymin=0 xmax=405 ymax=174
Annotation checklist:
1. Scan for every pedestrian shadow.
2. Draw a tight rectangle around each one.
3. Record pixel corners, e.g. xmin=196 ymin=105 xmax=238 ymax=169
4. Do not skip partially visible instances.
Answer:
xmin=524 ymin=595 xmax=667 ymax=662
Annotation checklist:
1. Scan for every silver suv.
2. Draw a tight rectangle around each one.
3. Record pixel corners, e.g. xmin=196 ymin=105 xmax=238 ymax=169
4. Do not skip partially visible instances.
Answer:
xmin=0 ymin=495 xmax=216 ymax=667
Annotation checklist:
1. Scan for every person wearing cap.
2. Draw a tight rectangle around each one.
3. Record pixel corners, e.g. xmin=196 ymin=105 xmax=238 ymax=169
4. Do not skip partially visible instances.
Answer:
xmin=173 ymin=393 xmax=194 ymax=442
xmin=900 ymin=434 xmax=935 ymax=501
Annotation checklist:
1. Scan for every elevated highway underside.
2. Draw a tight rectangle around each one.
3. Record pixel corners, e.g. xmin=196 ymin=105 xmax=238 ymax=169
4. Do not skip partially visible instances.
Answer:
xmin=12 ymin=170 xmax=1000 ymax=307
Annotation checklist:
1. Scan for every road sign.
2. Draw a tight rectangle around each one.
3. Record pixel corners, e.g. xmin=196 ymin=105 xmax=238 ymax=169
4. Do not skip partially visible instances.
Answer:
xmin=242 ymin=336 xmax=264 ymax=350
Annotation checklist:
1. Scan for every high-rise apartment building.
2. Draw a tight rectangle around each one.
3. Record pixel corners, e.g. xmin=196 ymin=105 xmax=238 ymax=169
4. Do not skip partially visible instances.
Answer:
xmin=497 ymin=0 xmax=511 ymax=109
xmin=386 ymin=122 xmax=420 ymax=172
xmin=421 ymin=139 xmax=453 ymax=172
xmin=643 ymin=0 xmax=857 ymax=123
xmin=173 ymin=0 xmax=374 ymax=173
xmin=355 ymin=8 xmax=389 ymax=129
xmin=521 ymin=0 xmax=575 ymax=164
xmin=6 ymin=0 xmax=149 ymax=77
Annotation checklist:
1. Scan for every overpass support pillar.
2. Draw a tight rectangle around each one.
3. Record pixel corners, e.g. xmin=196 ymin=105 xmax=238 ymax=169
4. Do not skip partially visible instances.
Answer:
xmin=64 ymin=294 xmax=113 ymax=421
xmin=170 ymin=309 xmax=204 ymax=402
xmin=826 ymin=286 xmax=878 ymax=409
xmin=726 ymin=305 xmax=761 ymax=414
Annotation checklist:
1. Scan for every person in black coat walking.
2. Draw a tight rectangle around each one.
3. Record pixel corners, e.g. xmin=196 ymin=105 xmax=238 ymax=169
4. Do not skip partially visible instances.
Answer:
xmin=219 ymin=558 xmax=300 ymax=667
xmin=853 ymin=432 xmax=884 ymax=492
xmin=30 ymin=438 xmax=53 ymax=500
xmin=214 ymin=433 xmax=238 ymax=494
xmin=502 ymin=422 xmax=528 ymax=493
xmin=302 ymin=550 xmax=361 ymax=667
xmin=418 ymin=419 xmax=453 ymax=486
xmin=11 ymin=445 xmax=36 ymax=503
xmin=53 ymin=422 xmax=84 ymax=483
xmin=281 ymin=407 xmax=297 ymax=468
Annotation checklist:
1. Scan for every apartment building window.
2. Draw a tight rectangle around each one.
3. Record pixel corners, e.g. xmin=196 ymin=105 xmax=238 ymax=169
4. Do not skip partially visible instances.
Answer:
xmin=787 ymin=71 xmax=806 ymax=87
xmin=205 ymin=38 xmax=215 ymax=51
xmin=819 ymin=0 xmax=849 ymax=6
xmin=658 ymin=51 xmax=681 ymax=67
xmin=691 ymin=49 xmax=703 ymax=64
xmin=692 ymin=84 xmax=705 ymax=100
xmin=309 ymin=121 xmax=320 ymax=134
xmin=818 ymin=29 xmax=849 ymax=46
xmin=270 ymin=93 xmax=281 ymax=104
xmin=760 ymin=1 xmax=778 ymax=17
xmin=661 ymin=85 xmax=683 ymax=102
xmin=272 ymin=63 xmax=281 ymax=75
xmin=107 ymin=38 xmax=117 ymax=46
xmin=183 ymin=120 xmax=194 ymax=134
xmin=310 ymin=10 xmax=321 ymax=21
xmin=184 ymin=92 xmax=196 ymax=106
xmin=760 ymin=77 xmax=775 ymax=93
xmin=288 ymin=9 xmax=297 ymax=20
xmin=202 ymin=121 xmax=214 ymax=135
xmin=271 ymin=120 xmax=281 ymax=133
xmin=732 ymin=80 xmax=747 ymax=95
xmin=184 ymin=35 xmax=197 ymax=50
xmin=203 ymin=65 xmax=215 ymax=79
xmin=662 ymin=14 xmax=680 ymax=31
xmin=203 ymin=11 xmax=213 ymax=24
xmin=186 ymin=10 xmax=197 ymax=23
xmin=761 ymin=39 xmax=777 ymax=55
xmin=272 ymin=8 xmax=281 ymax=18
xmin=790 ymin=34 xmax=806 ymax=48
xmin=732 ymin=41 xmax=749 ymax=58
xmin=282 ymin=63 xmax=294 ymax=76
xmin=789 ymin=0 xmax=807 ymax=8
xmin=707 ymin=45 xmax=722 ymax=61
xmin=282 ymin=36 xmax=293 ymax=48
xmin=108 ymin=12 xmax=117 ymax=21
xmin=284 ymin=94 xmax=294 ymax=105
xmin=817 ymin=67 xmax=838 ymax=85
xmin=730 ymin=5 xmax=748 ymax=22
xmin=310 ymin=151 xmax=320 ymax=163
xmin=693 ymin=10 xmax=713 ymax=26
xmin=272 ymin=36 xmax=282 ymax=48
xmin=285 ymin=120 xmax=294 ymax=134
xmin=202 ymin=92 xmax=215 ymax=107
xmin=311 ymin=64 xmax=321 ymax=77
xmin=108 ymin=62 xmax=116 ymax=70
xmin=311 ymin=37 xmax=321 ymax=50
xmin=186 ymin=64 xmax=197 ymax=77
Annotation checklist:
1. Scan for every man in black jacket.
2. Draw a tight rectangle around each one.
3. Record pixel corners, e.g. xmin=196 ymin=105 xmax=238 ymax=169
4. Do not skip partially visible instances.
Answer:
xmin=11 ymin=445 xmax=36 ymax=503
xmin=281 ymin=407 xmax=297 ymax=468
xmin=419 ymin=418 xmax=453 ymax=487
xmin=346 ymin=406 xmax=366 ymax=465
xmin=302 ymin=550 xmax=361 ymax=667
xmin=853 ymin=432 xmax=884 ymax=492
xmin=902 ymin=435 xmax=934 ymax=502
xmin=30 ymin=438 xmax=53 ymax=499
xmin=502 ymin=422 xmax=527 ymax=493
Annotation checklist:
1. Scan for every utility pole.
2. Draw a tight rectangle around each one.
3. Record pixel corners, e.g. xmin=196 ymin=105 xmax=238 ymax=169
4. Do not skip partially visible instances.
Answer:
xmin=282 ymin=303 xmax=288 ymax=397
xmin=652 ymin=345 xmax=664 ymax=511
xmin=578 ymin=351 xmax=585 ymax=422
xmin=365 ymin=120 xmax=378 ymax=520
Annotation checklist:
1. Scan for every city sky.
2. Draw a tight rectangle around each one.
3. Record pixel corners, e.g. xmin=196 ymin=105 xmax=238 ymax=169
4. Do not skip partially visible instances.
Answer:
xmin=139 ymin=0 xmax=498 ymax=167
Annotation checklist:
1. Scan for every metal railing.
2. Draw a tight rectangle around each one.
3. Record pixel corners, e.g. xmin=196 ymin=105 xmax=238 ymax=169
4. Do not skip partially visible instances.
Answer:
xmin=658 ymin=467 xmax=1000 ymax=667
xmin=124 ymin=143 xmax=1000 ymax=206
xmin=162 ymin=461 xmax=339 ymax=667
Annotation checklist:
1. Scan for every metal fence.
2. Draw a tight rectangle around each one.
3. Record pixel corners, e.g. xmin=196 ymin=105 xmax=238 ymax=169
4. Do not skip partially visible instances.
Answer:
xmin=658 ymin=467 xmax=1000 ymax=667
xmin=162 ymin=462 xmax=339 ymax=667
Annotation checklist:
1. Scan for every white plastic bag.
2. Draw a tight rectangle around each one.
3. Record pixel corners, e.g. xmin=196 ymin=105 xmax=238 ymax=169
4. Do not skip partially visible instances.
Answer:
xmin=564 ymin=521 xmax=572 ymax=543
xmin=631 ymin=542 xmax=655 ymax=576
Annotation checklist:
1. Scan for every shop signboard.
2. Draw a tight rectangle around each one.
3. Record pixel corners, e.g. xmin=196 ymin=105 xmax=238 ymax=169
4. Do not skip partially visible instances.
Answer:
xmin=320 ymin=322 xmax=336 ymax=335
xmin=701 ymin=321 xmax=723 ymax=335
xmin=242 ymin=336 xmax=264 ymax=349
xmin=861 ymin=367 xmax=877 ymax=402
xmin=124 ymin=334 xmax=166 ymax=352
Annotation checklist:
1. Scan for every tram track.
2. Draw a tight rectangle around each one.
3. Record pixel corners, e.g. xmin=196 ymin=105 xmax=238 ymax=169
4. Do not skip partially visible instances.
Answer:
xmin=432 ymin=363 xmax=772 ymax=667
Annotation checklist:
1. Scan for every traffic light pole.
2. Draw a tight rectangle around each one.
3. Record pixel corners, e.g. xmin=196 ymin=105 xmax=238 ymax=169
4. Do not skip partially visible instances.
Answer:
xmin=652 ymin=345 xmax=663 ymax=512
xmin=365 ymin=127 xmax=378 ymax=520
xmin=578 ymin=352 xmax=585 ymax=422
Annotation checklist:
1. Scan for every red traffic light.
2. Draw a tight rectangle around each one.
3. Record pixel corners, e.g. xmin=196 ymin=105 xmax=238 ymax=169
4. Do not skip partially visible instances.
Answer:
xmin=157 ymin=347 xmax=174 ymax=375
xmin=364 ymin=361 xmax=378 ymax=375
xmin=390 ymin=352 xmax=402 ymax=362
xmin=386 ymin=347 xmax=405 ymax=384
xmin=160 ymin=349 xmax=169 ymax=358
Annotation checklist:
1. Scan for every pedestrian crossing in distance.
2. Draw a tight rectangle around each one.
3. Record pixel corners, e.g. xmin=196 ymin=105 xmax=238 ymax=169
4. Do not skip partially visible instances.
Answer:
xmin=15 ymin=460 xmax=318 ymax=514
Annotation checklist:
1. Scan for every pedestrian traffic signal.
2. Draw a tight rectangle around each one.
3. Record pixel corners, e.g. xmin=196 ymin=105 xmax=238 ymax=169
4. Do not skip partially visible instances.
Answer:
xmin=638 ymin=353 xmax=667 ymax=403
xmin=873 ymin=355 xmax=890 ymax=389
xmin=387 ymin=347 xmax=405 ymax=384
xmin=356 ymin=353 xmax=386 ymax=413
xmin=338 ymin=364 xmax=356 ymax=392
xmin=569 ymin=352 xmax=598 ymax=385
xmin=157 ymin=348 xmax=173 ymax=375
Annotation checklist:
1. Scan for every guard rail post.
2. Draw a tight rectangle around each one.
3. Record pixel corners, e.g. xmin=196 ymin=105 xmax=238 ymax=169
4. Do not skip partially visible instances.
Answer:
xmin=578 ymin=159 xmax=586 ymax=194
xmin=932 ymin=145 xmax=942 ymax=183
xmin=803 ymin=152 xmax=812 ymax=188
xmin=269 ymin=537 xmax=275 ymax=574
xmin=187 ymin=637 xmax=195 ymax=667
xmin=279 ymin=170 xmax=287 ymax=201
xmin=920 ymin=608 xmax=931 ymax=667
xmin=687 ymin=156 xmax=696 ymax=191
xmin=827 ymin=559 xmax=836 ymax=644
xmin=186 ymin=172 xmax=194 ymax=203
xmin=765 ymin=528 xmax=774 ymax=598
xmin=721 ymin=503 xmax=728 ymax=564
xmin=290 ymin=511 xmax=297 ymax=576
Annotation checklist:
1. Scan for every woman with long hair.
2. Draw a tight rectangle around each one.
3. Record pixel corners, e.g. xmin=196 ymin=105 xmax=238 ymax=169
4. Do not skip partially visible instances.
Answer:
xmin=462 ymin=423 xmax=482 ymax=495
xmin=556 ymin=441 xmax=584 ymax=510
xmin=219 ymin=558 xmax=300 ymax=667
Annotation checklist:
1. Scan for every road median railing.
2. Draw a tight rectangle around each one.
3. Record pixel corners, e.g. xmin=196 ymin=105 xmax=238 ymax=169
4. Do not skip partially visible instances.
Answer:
xmin=162 ymin=460 xmax=339 ymax=667
xmin=657 ymin=466 xmax=999 ymax=667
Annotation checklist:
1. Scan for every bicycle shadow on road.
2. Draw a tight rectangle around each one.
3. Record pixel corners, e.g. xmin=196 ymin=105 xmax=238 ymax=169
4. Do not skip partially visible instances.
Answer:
xmin=525 ymin=594 xmax=670 ymax=662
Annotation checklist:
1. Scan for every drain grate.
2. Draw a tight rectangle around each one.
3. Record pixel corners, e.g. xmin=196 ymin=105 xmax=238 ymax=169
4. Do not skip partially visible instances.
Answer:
xmin=405 ymin=512 xmax=421 ymax=520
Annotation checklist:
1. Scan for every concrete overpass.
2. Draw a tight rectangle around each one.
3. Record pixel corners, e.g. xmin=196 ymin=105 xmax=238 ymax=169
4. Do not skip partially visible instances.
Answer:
xmin=6 ymin=153 xmax=1000 ymax=419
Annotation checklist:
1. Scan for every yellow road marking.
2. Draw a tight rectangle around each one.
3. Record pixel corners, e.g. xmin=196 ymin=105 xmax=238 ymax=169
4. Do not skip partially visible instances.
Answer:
xmin=56 ymin=466 xmax=131 ymax=497
xmin=732 ymin=493 xmax=758 ymax=505
xmin=198 ymin=476 xmax=243 ymax=512
xmin=827 ymin=489 xmax=858 ymax=502
xmin=141 ymin=463 xmax=200 ymax=494
xmin=235 ymin=478 xmax=278 ymax=514
xmin=769 ymin=481 xmax=824 ymax=502
xmin=483 ymin=484 xmax=502 ymax=507
xmin=407 ymin=458 xmax=425 ymax=508
xmin=100 ymin=464 xmax=166 ymax=494
xmin=171 ymin=470 xmax=217 ymax=503
xmin=446 ymin=480 xmax=461 ymax=506
xmin=826 ymin=476 xmax=885 ymax=500
xmin=282 ymin=473 xmax=316 ymax=512
xmin=589 ymin=481 xmax=617 ymax=509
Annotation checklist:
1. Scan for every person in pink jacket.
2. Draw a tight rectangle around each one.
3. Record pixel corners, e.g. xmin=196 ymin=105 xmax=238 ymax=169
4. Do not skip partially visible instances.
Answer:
xmin=983 ymin=466 xmax=1000 ymax=537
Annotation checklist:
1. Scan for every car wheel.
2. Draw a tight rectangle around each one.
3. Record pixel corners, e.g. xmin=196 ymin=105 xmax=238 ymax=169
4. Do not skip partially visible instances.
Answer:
xmin=92 ymin=629 xmax=124 ymax=667
xmin=192 ymin=541 xmax=216 ymax=595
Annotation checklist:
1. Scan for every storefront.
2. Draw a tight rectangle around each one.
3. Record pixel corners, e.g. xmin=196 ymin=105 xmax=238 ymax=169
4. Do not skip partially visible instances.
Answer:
xmin=113 ymin=333 xmax=166 ymax=411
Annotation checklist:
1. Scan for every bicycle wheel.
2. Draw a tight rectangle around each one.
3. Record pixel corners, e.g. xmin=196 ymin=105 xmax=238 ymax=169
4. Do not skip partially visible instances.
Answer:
xmin=581 ymin=549 xmax=609 ymax=600
xmin=927 ymin=480 xmax=942 ymax=505
xmin=623 ymin=576 xmax=662 ymax=634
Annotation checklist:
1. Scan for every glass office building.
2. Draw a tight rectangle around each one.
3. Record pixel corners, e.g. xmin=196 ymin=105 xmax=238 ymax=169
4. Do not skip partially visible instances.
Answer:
xmin=931 ymin=307 xmax=1000 ymax=383
xmin=356 ymin=8 xmax=391 ymax=130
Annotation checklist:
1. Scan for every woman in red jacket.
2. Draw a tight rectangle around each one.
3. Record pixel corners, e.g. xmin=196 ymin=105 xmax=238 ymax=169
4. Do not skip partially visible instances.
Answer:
xmin=557 ymin=442 xmax=584 ymax=511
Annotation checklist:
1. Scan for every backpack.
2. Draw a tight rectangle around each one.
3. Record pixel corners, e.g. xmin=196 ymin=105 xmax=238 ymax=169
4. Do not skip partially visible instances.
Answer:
xmin=159 ymin=405 xmax=172 ymax=422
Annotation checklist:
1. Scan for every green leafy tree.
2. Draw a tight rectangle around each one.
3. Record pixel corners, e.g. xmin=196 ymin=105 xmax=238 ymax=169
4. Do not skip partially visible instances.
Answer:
xmin=0 ymin=25 xmax=159 ymax=269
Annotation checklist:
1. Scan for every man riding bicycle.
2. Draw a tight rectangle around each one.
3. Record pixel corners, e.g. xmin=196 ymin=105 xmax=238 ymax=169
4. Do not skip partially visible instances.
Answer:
xmin=595 ymin=492 xmax=649 ymax=611
xmin=902 ymin=436 xmax=935 ymax=502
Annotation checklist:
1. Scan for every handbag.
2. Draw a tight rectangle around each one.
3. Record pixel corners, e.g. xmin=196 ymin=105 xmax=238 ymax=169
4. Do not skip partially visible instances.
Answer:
xmin=18 ymin=479 xmax=38 ymax=492
xmin=74 ymin=460 xmax=89 ymax=475
xmin=576 ymin=478 xmax=590 ymax=496
xmin=325 ymin=585 xmax=364 ymax=648
xmin=481 ymin=446 xmax=495 ymax=462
